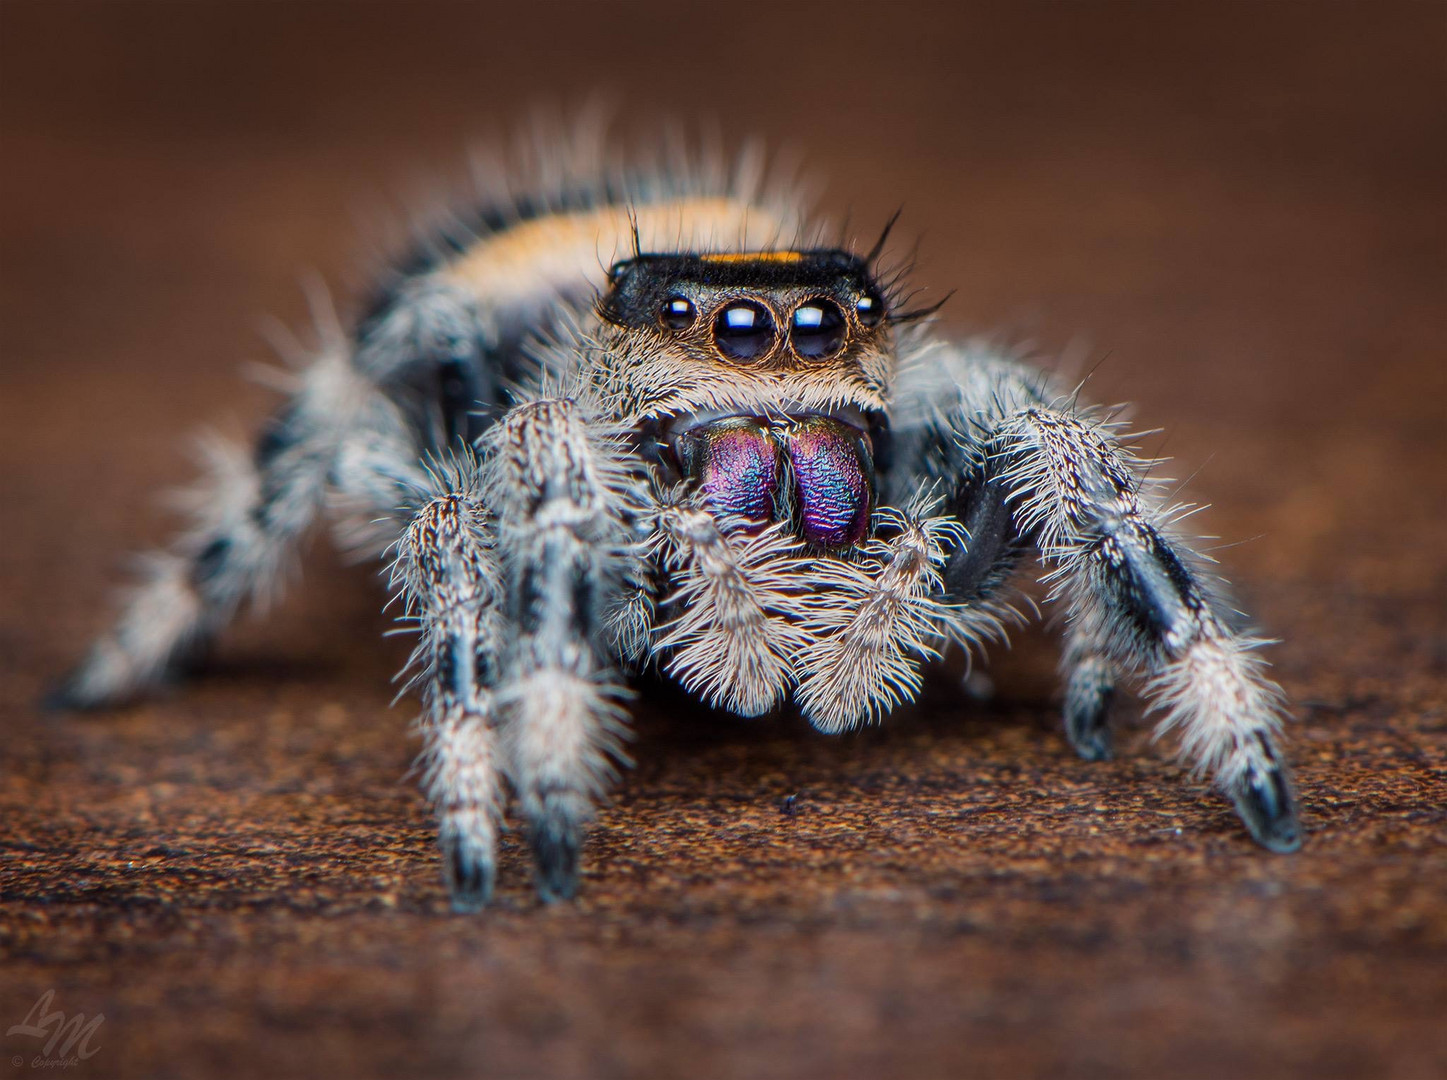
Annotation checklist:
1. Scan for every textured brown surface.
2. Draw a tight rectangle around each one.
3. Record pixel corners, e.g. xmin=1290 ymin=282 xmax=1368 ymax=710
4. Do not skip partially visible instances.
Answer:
xmin=1 ymin=3 xmax=1444 ymax=1078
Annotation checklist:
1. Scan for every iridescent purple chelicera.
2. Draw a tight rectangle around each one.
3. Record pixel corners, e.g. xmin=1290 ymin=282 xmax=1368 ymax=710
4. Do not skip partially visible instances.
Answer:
xmin=677 ymin=418 xmax=782 ymax=522
xmin=785 ymin=416 xmax=873 ymax=548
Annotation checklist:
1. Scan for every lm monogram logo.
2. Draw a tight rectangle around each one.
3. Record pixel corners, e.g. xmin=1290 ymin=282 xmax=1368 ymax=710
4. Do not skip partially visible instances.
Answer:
xmin=7 ymin=990 xmax=104 ymax=1064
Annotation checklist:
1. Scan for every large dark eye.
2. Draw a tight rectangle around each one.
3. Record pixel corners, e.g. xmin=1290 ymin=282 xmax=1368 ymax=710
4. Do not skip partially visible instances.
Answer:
xmin=789 ymin=299 xmax=847 ymax=359
xmin=712 ymin=301 xmax=776 ymax=361
xmin=855 ymin=291 xmax=884 ymax=327
xmin=661 ymin=296 xmax=695 ymax=330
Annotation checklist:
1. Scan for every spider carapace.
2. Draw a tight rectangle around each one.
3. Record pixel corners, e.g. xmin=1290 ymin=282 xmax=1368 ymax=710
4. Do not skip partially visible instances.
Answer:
xmin=56 ymin=152 xmax=1302 ymax=908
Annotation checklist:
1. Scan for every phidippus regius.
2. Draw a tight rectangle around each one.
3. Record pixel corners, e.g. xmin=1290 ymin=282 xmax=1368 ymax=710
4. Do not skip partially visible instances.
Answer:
xmin=56 ymin=140 xmax=1302 ymax=908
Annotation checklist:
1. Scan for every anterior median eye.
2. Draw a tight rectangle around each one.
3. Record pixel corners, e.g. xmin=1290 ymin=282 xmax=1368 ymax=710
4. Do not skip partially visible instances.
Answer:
xmin=712 ymin=301 xmax=776 ymax=361
xmin=790 ymin=299 xmax=847 ymax=359
xmin=661 ymin=296 xmax=696 ymax=330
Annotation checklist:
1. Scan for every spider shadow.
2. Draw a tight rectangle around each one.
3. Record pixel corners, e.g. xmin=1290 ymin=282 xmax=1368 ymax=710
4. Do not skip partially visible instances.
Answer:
xmin=620 ymin=632 xmax=1065 ymax=796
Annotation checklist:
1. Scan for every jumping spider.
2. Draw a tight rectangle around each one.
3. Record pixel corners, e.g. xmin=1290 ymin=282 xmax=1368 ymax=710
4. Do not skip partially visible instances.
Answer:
xmin=56 ymin=149 xmax=1302 ymax=907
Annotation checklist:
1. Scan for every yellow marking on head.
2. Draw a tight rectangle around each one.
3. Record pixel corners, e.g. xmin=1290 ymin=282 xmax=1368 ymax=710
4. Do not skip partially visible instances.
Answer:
xmin=442 ymin=198 xmax=793 ymax=308
xmin=697 ymin=251 xmax=806 ymax=265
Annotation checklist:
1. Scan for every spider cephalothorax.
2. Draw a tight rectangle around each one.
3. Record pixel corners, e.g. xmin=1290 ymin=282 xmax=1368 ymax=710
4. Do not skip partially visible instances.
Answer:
xmin=56 ymin=144 xmax=1302 ymax=908
xmin=604 ymin=249 xmax=894 ymax=551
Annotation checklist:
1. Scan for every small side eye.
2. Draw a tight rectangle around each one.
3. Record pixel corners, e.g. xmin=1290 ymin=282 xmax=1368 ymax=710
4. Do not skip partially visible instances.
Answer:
xmin=790 ymin=299 xmax=847 ymax=359
xmin=855 ymin=292 xmax=884 ymax=327
xmin=712 ymin=301 xmax=776 ymax=361
xmin=661 ymin=296 xmax=696 ymax=330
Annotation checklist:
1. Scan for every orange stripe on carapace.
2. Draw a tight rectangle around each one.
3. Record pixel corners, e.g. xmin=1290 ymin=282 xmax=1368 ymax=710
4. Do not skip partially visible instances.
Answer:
xmin=697 ymin=251 xmax=806 ymax=265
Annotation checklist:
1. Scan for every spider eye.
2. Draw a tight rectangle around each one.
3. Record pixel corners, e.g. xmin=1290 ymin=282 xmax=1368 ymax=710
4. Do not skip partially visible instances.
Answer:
xmin=789 ymin=299 xmax=847 ymax=359
xmin=855 ymin=291 xmax=884 ymax=327
xmin=712 ymin=301 xmax=776 ymax=361
xmin=661 ymin=296 xmax=696 ymax=330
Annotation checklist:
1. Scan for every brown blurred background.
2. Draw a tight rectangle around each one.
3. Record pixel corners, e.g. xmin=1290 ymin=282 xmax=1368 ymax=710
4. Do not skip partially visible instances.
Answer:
xmin=1 ymin=2 xmax=1443 ymax=1078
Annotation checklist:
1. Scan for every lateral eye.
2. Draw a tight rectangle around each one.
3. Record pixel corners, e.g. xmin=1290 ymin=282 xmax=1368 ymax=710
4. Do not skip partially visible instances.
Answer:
xmin=712 ymin=301 xmax=776 ymax=361
xmin=661 ymin=296 xmax=696 ymax=330
xmin=855 ymin=291 xmax=884 ymax=327
xmin=790 ymin=299 xmax=847 ymax=359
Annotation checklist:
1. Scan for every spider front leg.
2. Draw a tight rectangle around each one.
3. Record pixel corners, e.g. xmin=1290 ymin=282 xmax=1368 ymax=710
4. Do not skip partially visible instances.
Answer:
xmin=988 ymin=402 xmax=1302 ymax=850
xmin=391 ymin=456 xmax=505 ymax=911
xmin=897 ymin=345 xmax=1301 ymax=848
xmin=482 ymin=397 xmax=634 ymax=901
